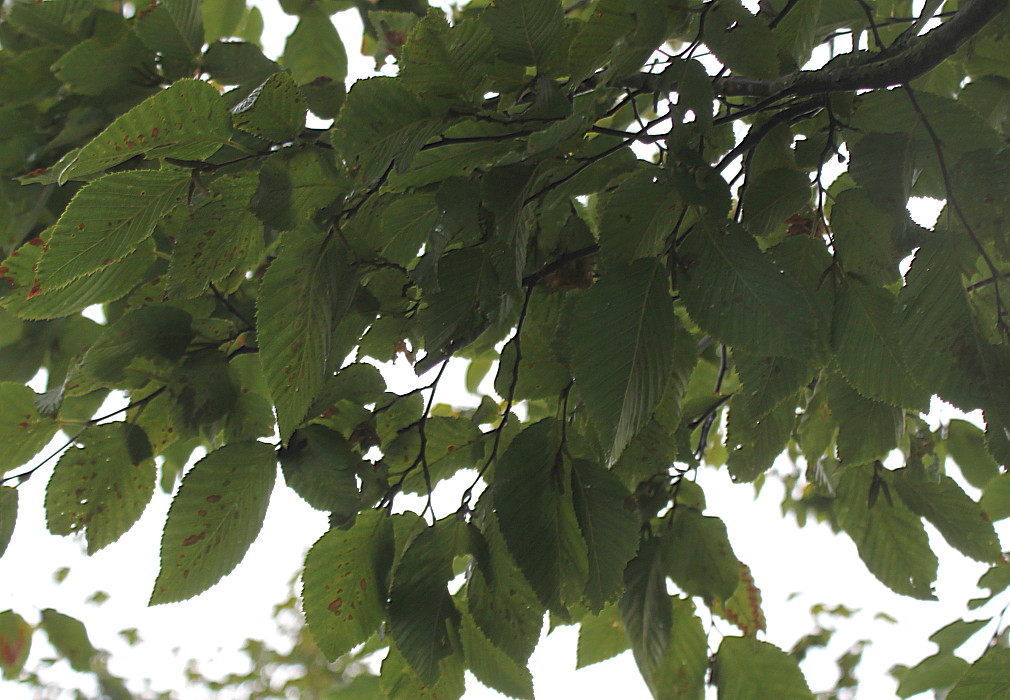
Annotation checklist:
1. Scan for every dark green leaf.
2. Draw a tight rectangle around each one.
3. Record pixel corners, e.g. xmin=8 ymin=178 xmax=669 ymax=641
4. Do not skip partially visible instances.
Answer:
xmin=946 ymin=419 xmax=1000 ymax=490
xmin=491 ymin=419 xmax=589 ymax=612
xmin=460 ymin=611 xmax=534 ymax=700
xmin=279 ymin=425 xmax=361 ymax=514
xmin=388 ymin=521 xmax=460 ymax=684
xmin=232 ymin=71 xmax=307 ymax=143
xmin=947 ymin=647 xmax=1010 ymax=700
xmin=679 ymin=222 xmax=816 ymax=357
xmin=484 ymin=0 xmax=563 ymax=67
xmin=571 ymin=259 xmax=675 ymax=461
xmin=40 ymin=609 xmax=98 ymax=673
xmin=619 ymin=537 xmax=670 ymax=689
xmin=741 ymin=167 xmax=810 ymax=237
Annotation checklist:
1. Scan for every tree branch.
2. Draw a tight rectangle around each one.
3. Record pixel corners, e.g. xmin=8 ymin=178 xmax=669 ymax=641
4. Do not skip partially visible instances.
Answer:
xmin=626 ymin=0 xmax=1007 ymax=98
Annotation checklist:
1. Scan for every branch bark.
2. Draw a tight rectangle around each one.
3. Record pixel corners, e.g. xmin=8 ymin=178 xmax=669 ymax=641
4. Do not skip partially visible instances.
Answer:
xmin=632 ymin=0 xmax=1008 ymax=98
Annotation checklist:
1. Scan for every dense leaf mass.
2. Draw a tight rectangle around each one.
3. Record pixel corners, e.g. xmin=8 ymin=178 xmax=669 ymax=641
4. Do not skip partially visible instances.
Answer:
xmin=3 ymin=0 xmax=1010 ymax=696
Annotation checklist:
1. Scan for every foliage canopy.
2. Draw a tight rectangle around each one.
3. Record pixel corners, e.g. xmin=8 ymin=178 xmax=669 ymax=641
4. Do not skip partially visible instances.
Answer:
xmin=3 ymin=0 xmax=1010 ymax=696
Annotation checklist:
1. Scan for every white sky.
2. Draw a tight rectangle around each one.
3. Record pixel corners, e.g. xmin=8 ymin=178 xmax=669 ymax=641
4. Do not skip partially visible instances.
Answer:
xmin=1 ymin=3 xmax=1004 ymax=699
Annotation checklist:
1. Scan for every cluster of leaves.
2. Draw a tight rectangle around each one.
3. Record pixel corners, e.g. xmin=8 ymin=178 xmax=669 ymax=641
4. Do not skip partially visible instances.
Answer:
xmin=4 ymin=0 xmax=1010 ymax=696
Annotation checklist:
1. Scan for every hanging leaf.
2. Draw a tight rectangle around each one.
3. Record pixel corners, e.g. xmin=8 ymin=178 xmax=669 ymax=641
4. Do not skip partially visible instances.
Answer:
xmin=741 ymin=167 xmax=810 ymax=238
xmin=834 ymin=463 xmax=938 ymax=600
xmin=892 ymin=468 xmax=1001 ymax=563
xmin=946 ymin=419 xmax=1000 ymax=490
xmin=491 ymin=419 xmax=589 ymax=612
xmin=0 ymin=610 xmax=31 ymax=679
xmin=825 ymin=373 xmax=903 ymax=465
xmin=39 ymin=609 xmax=98 ymax=673
xmin=388 ymin=520 xmax=461 ymax=684
xmin=663 ymin=507 xmax=739 ymax=601
xmin=831 ymin=280 xmax=929 ymax=410
xmin=282 ymin=8 xmax=347 ymax=85
xmin=278 ymin=425 xmax=361 ymax=515
xmin=713 ymin=636 xmax=813 ymax=699
xmin=571 ymin=259 xmax=675 ymax=462
xmin=710 ymin=562 xmax=766 ymax=636
xmin=829 ymin=188 xmax=900 ymax=286
xmin=460 ymin=611 xmax=535 ymax=700
xmin=576 ymin=603 xmax=628 ymax=669
xmin=150 ymin=441 xmax=276 ymax=604
xmin=571 ymin=459 xmax=640 ymax=611
xmin=257 ymin=228 xmax=358 ymax=442
xmin=651 ymin=598 xmax=708 ymax=700
xmin=45 ymin=423 xmax=155 ymax=554
xmin=302 ymin=510 xmax=394 ymax=661
xmin=619 ymin=538 xmax=670 ymax=689
xmin=947 ymin=647 xmax=1010 ymax=699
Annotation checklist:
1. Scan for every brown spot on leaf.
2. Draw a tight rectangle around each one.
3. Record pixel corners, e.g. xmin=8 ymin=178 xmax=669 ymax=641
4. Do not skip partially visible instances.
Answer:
xmin=182 ymin=533 xmax=206 ymax=546
xmin=206 ymin=494 xmax=221 ymax=503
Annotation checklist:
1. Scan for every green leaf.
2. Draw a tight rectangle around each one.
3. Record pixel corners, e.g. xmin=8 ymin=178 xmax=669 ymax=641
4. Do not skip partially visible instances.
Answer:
xmin=713 ymin=637 xmax=813 ymax=699
xmin=834 ymin=463 xmax=938 ymax=599
xmin=598 ymin=169 xmax=682 ymax=264
xmin=981 ymin=473 xmax=1010 ymax=520
xmin=825 ymin=373 xmax=903 ymax=465
xmin=892 ymin=468 xmax=1000 ymax=563
xmin=484 ymin=0 xmax=564 ymax=68
xmin=45 ymin=424 xmax=155 ymax=554
xmin=947 ymin=647 xmax=1010 ymax=700
xmin=652 ymin=598 xmax=707 ymax=700
xmin=831 ymin=280 xmax=929 ymax=409
xmin=2 ymin=238 xmax=156 ymax=321
xmin=282 ymin=9 xmax=347 ymax=85
xmin=571 ymin=459 xmax=639 ymax=611
xmin=388 ymin=521 xmax=461 ymax=684
xmin=251 ymin=146 xmax=346 ymax=231
xmin=703 ymin=0 xmax=781 ymax=79
xmin=619 ymin=537 xmax=670 ymax=689
xmin=57 ymin=79 xmax=231 ymax=182
xmin=53 ymin=27 xmax=156 ymax=97
xmin=732 ymin=350 xmax=813 ymax=420
xmin=896 ymin=652 xmax=970 ymax=698
xmin=150 ymin=441 xmax=276 ymax=604
xmin=380 ymin=644 xmax=465 ymax=700
xmin=576 ymin=603 xmax=628 ymax=669
xmin=81 ymin=306 xmax=193 ymax=386
xmin=279 ymin=425 xmax=361 ymax=515
xmin=710 ymin=563 xmax=766 ymax=636
xmin=257 ymin=229 xmax=358 ymax=442
xmin=38 ymin=171 xmax=189 ymax=291
xmin=726 ymin=397 xmax=796 ymax=482
xmin=491 ymin=419 xmax=589 ymax=612
xmin=467 ymin=509 xmax=544 ymax=667
xmin=571 ymin=259 xmax=675 ymax=461
xmin=460 ymin=611 xmax=534 ymax=700
xmin=400 ymin=13 xmax=494 ymax=106
xmin=202 ymin=40 xmax=279 ymax=87
xmin=40 ymin=609 xmax=98 ymax=673
xmin=741 ymin=167 xmax=810 ymax=237
xmin=0 ymin=487 xmax=16 ymax=560
xmin=0 ymin=382 xmax=61 ymax=473
xmin=332 ymin=77 xmax=440 ymax=185
xmin=663 ymin=508 xmax=739 ymax=601
xmin=232 ymin=71 xmax=307 ymax=143
xmin=930 ymin=619 xmax=990 ymax=653
xmin=134 ymin=0 xmax=203 ymax=79
xmin=947 ymin=419 xmax=1000 ymax=490
xmin=0 ymin=610 xmax=31 ymax=679
xmin=302 ymin=510 xmax=394 ymax=660
xmin=166 ymin=172 xmax=262 ymax=298
xmin=829 ymin=188 xmax=900 ymax=286
xmin=202 ymin=0 xmax=246 ymax=43
xmin=679 ymin=222 xmax=816 ymax=357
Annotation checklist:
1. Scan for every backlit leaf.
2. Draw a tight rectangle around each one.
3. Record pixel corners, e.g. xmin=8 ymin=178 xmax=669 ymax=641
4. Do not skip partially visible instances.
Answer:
xmin=713 ymin=636 xmax=813 ymax=699
xmin=150 ymin=441 xmax=276 ymax=604
xmin=302 ymin=510 xmax=393 ymax=661
xmin=45 ymin=423 xmax=155 ymax=554
xmin=0 ymin=610 xmax=31 ymax=679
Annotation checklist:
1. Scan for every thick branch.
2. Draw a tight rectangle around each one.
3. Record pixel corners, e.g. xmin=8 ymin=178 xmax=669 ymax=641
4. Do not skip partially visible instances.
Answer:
xmin=634 ymin=0 xmax=1007 ymax=98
